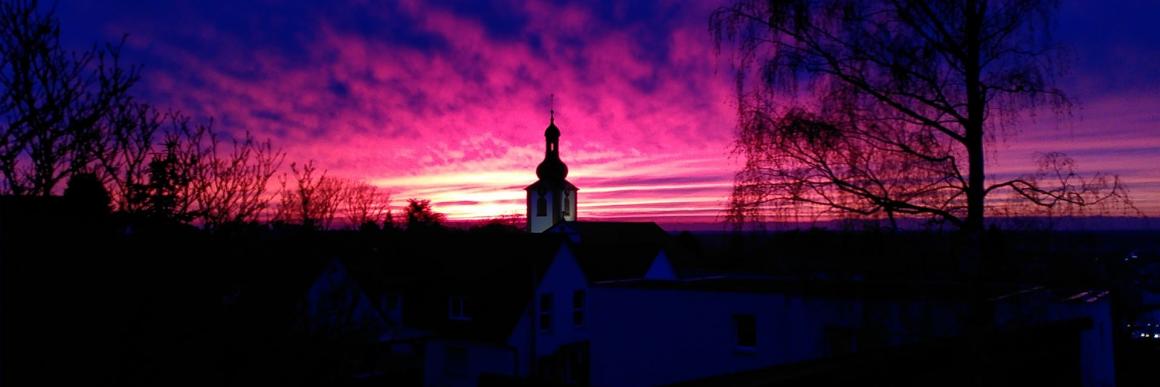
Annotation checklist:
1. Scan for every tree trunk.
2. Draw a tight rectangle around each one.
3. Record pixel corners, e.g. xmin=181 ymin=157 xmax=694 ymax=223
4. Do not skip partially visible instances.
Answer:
xmin=963 ymin=0 xmax=986 ymax=277
xmin=963 ymin=4 xmax=994 ymax=383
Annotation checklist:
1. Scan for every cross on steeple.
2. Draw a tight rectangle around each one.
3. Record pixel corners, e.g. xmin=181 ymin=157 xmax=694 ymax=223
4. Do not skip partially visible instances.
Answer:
xmin=549 ymin=93 xmax=555 ymax=123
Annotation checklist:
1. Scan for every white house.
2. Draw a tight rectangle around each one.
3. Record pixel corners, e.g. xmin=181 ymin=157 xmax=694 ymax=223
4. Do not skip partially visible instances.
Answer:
xmin=588 ymin=276 xmax=1116 ymax=387
xmin=420 ymin=220 xmax=684 ymax=386
xmin=300 ymin=257 xmax=391 ymax=336
xmin=419 ymin=239 xmax=590 ymax=386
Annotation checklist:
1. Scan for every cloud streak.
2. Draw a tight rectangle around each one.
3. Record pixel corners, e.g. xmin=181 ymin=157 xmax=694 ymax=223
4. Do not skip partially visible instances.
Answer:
xmin=53 ymin=0 xmax=1160 ymax=224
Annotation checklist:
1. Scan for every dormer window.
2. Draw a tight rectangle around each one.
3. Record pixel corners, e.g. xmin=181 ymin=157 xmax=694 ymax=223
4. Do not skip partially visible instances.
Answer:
xmin=382 ymin=292 xmax=403 ymax=321
xmin=539 ymin=293 xmax=553 ymax=333
xmin=572 ymin=290 xmax=586 ymax=327
xmin=449 ymin=296 xmax=470 ymax=321
xmin=734 ymin=314 xmax=756 ymax=351
xmin=384 ymin=292 xmax=401 ymax=311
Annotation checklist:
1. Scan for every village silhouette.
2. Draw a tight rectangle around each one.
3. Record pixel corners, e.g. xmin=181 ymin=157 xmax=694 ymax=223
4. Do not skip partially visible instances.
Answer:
xmin=2 ymin=1 xmax=1159 ymax=386
xmin=4 ymin=113 xmax=1158 ymax=386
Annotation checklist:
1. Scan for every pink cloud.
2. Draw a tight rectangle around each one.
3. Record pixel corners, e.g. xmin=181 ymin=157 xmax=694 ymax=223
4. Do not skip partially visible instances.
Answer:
xmin=101 ymin=0 xmax=1157 ymax=224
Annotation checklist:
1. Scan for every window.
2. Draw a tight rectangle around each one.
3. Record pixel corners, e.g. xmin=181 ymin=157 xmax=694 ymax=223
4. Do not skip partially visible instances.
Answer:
xmin=384 ymin=292 xmax=400 ymax=311
xmin=383 ymin=292 xmax=403 ymax=321
xmin=562 ymin=192 xmax=570 ymax=215
xmin=539 ymin=293 xmax=553 ymax=333
xmin=563 ymin=344 xmax=589 ymax=384
xmin=734 ymin=314 xmax=756 ymax=350
xmin=572 ymin=290 xmax=586 ymax=327
xmin=824 ymin=326 xmax=858 ymax=355
xmin=449 ymin=296 xmax=470 ymax=321
xmin=537 ymin=196 xmax=547 ymax=217
xmin=444 ymin=346 xmax=468 ymax=376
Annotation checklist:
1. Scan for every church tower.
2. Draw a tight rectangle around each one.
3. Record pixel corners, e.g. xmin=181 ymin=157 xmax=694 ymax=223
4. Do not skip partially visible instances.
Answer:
xmin=526 ymin=112 xmax=578 ymax=233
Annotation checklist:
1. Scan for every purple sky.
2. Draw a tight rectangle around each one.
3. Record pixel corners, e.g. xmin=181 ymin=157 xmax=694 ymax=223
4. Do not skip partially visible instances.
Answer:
xmin=52 ymin=0 xmax=1160 ymax=222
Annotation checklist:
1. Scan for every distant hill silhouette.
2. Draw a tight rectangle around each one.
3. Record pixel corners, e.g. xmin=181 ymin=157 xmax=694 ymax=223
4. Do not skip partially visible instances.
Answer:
xmin=653 ymin=216 xmax=1154 ymax=233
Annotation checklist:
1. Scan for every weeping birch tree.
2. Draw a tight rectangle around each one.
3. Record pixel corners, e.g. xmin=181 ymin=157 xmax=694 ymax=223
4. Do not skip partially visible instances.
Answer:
xmin=711 ymin=0 xmax=1131 ymax=235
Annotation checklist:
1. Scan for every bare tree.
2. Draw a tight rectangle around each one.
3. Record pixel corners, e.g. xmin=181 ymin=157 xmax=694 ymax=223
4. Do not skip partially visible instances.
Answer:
xmin=712 ymin=0 xmax=1131 ymax=235
xmin=93 ymin=100 xmax=162 ymax=213
xmin=276 ymin=161 xmax=345 ymax=229
xmin=89 ymin=106 xmax=282 ymax=225
xmin=342 ymin=181 xmax=390 ymax=229
xmin=1 ymin=1 xmax=284 ymax=227
xmin=191 ymin=127 xmax=284 ymax=227
xmin=0 ymin=0 xmax=138 ymax=196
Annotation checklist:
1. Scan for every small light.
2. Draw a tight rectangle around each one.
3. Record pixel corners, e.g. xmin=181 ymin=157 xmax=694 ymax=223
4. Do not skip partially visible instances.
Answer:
xmin=1153 ymin=333 xmax=1159 ymax=339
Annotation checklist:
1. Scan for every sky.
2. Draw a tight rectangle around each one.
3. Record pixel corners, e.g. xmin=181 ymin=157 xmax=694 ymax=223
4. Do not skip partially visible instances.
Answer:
xmin=51 ymin=0 xmax=1160 ymax=225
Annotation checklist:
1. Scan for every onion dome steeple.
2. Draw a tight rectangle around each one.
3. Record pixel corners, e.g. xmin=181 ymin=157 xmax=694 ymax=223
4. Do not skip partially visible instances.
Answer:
xmin=525 ymin=103 xmax=578 ymax=233
xmin=536 ymin=111 xmax=568 ymax=180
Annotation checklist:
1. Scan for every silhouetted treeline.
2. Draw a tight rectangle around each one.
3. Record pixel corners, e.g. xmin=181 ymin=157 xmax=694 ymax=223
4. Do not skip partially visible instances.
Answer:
xmin=1 ymin=0 xmax=285 ymax=226
xmin=5 ymin=186 xmax=1157 ymax=385
xmin=1 ymin=1 xmax=407 ymax=231
xmin=0 ymin=190 xmax=519 ymax=386
xmin=691 ymin=226 xmax=1157 ymax=288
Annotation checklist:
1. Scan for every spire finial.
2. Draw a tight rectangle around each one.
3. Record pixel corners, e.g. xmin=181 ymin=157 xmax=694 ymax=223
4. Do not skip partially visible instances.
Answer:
xmin=549 ymin=93 xmax=555 ymax=123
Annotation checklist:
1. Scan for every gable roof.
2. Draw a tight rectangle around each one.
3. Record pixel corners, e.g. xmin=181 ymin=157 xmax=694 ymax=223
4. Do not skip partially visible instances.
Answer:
xmin=547 ymin=221 xmax=671 ymax=282
xmin=337 ymin=232 xmax=568 ymax=343
xmin=423 ymin=233 xmax=568 ymax=342
xmin=317 ymin=222 xmax=704 ymax=343
xmin=644 ymin=251 xmax=678 ymax=280
xmin=547 ymin=221 xmax=666 ymax=244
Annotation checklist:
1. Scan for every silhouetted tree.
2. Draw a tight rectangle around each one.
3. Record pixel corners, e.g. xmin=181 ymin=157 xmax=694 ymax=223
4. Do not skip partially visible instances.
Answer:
xmin=711 ymin=0 xmax=1131 ymax=235
xmin=404 ymin=198 xmax=444 ymax=231
xmin=383 ymin=207 xmax=396 ymax=230
xmin=0 ymin=0 xmax=138 ymax=196
xmin=341 ymin=181 xmax=390 ymax=230
xmin=113 ymin=114 xmax=202 ymax=222
xmin=188 ymin=124 xmax=283 ymax=227
xmin=1 ymin=1 xmax=281 ymax=226
xmin=675 ymin=230 xmax=703 ymax=259
xmin=472 ymin=215 xmax=524 ymax=234
xmin=275 ymin=161 xmax=344 ymax=229
xmin=63 ymin=171 xmax=110 ymax=217
xmin=97 ymin=100 xmax=162 ymax=213
xmin=99 ymin=109 xmax=282 ymax=225
xmin=136 ymin=138 xmax=192 ymax=221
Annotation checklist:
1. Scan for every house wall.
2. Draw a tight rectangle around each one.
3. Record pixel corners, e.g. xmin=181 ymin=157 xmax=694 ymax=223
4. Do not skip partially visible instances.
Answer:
xmin=423 ymin=338 xmax=517 ymax=387
xmin=995 ymin=291 xmax=1116 ymax=387
xmin=527 ymin=188 xmax=577 ymax=233
xmin=1072 ymin=300 xmax=1115 ymax=387
xmin=527 ymin=190 xmax=555 ymax=233
xmin=508 ymin=244 xmax=589 ymax=377
xmin=592 ymin=285 xmax=1114 ymax=387
xmin=588 ymin=287 xmax=970 ymax=387
xmin=562 ymin=190 xmax=576 ymax=222
xmin=302 ymin=258 xmax=386 ymax=333
xmin=589 ymin=288 xmax=839 ymax=387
